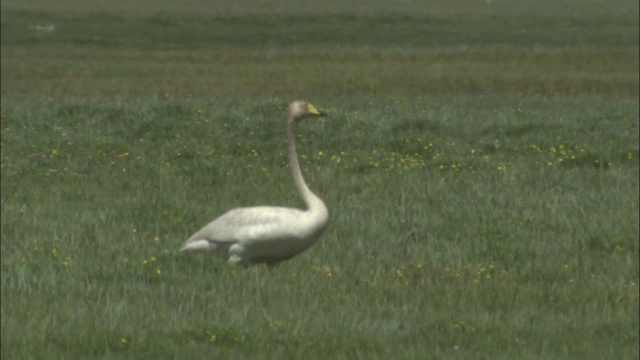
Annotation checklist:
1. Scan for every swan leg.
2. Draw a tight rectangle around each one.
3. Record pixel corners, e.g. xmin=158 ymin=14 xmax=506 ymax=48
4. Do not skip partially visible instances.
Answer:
xmin=228 ymin=243 xmax=249 ymax=267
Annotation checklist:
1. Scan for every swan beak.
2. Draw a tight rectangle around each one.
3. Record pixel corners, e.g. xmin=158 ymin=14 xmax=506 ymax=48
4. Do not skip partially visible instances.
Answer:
xmin=307 ymin=103 xmax=327 ymax=117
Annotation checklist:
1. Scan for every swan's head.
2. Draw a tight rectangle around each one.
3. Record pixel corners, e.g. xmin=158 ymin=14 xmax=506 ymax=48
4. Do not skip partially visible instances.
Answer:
xmin=289 ymin=100 xmax=327 ymax=121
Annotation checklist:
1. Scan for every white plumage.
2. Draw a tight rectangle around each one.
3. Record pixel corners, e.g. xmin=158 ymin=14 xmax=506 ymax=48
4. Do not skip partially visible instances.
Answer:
xmin=180 ymin=101 xmax=329 ymax=266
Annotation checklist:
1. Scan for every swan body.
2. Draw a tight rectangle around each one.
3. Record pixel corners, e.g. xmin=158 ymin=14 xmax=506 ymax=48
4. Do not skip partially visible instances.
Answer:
xmin=181 ymin=101 xmax=329 ymax=266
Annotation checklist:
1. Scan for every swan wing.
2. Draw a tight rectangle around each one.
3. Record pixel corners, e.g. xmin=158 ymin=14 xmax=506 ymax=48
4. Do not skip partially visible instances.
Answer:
xmin=183 ymin=206 xmax=304 ymax=246
xmin=182 ymin=206 xmax=326 ymax=264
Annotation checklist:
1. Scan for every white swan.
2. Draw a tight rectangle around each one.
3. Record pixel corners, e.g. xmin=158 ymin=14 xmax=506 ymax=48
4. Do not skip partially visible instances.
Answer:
xmin=180 ymin=100 xmax=329 ymax=266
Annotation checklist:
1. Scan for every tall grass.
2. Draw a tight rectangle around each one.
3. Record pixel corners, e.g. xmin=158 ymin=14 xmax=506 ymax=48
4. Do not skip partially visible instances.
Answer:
xmin=1 ymin=0 xmax=638 ymax=358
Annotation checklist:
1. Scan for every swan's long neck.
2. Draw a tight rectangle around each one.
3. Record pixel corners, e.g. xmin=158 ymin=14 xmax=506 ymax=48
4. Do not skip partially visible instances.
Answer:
xmin=287 ymin=118 xmax=327 ymax=215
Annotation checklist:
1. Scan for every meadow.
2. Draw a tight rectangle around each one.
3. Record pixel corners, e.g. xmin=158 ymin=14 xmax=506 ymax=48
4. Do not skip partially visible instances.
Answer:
xmin=1 ymin=0 xmax=639 ymax=358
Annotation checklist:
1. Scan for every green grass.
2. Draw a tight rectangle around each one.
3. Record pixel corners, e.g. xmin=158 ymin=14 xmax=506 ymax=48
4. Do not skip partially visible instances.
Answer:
xmin=1 ymin=0 xmax=639 ymax=358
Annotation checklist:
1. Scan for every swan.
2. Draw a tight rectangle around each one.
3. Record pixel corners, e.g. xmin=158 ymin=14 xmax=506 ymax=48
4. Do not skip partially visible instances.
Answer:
xmin=180 ymin=100 xmax=329 ymax=266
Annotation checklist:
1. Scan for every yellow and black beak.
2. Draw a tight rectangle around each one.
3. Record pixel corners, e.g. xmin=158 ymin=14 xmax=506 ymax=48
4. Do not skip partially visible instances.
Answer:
xmin=307 ymin=103 xmax=327 ymax=117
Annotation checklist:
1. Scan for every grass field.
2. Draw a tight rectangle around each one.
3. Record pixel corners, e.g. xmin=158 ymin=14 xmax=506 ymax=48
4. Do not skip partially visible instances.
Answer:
xmin=1 ymin=0 xmax=639 ymax=358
